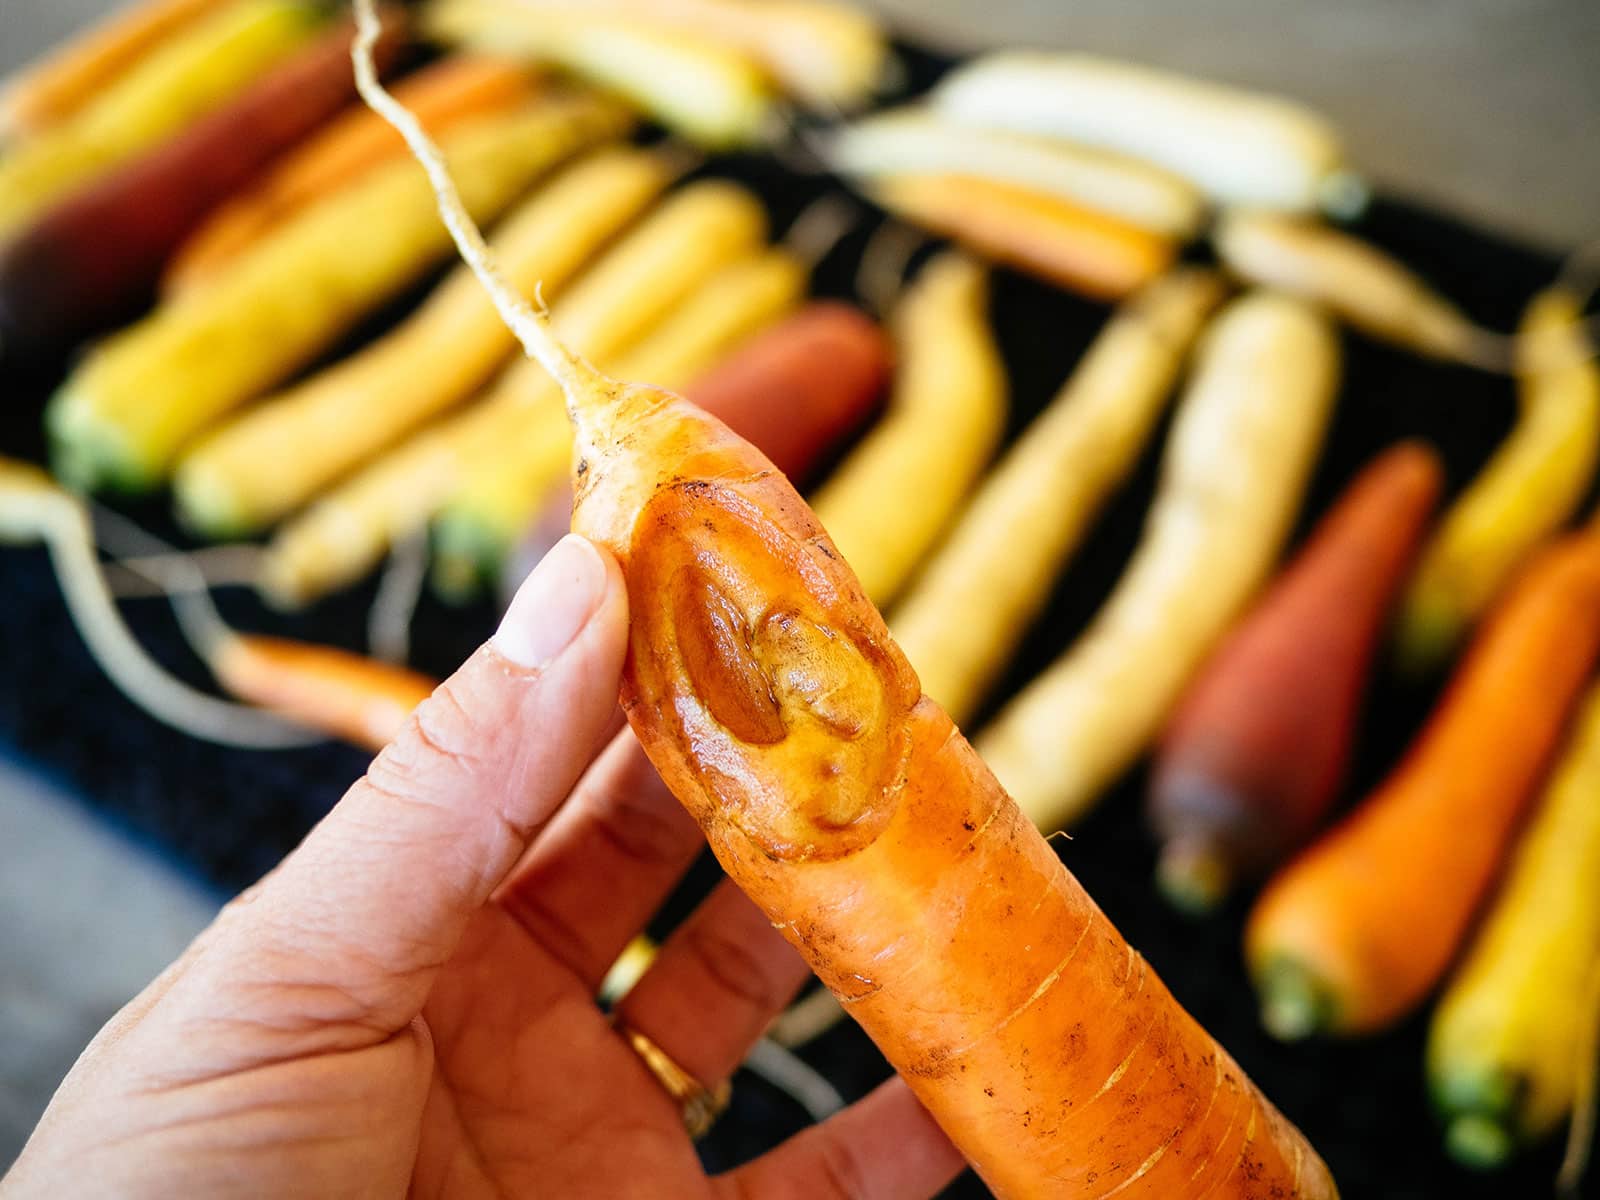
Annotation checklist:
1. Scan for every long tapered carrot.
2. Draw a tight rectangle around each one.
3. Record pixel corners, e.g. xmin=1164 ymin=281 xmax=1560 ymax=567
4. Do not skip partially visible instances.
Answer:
xmin=0 ymin=0 xmax=223 ymax=142
xmin=0 ymin=16 xmax=407 ymax=359
xmin=165 ymin=54 xmax=539 ymax=292
xmin=348 ymin=6 xmax=1337 ymax=1191
xmin=1246 ymin=528 xmax=1600 ymax=1040
xmin=1148 ymin=442 xmax=1442 ymax=913
xmin=210 ymin=634 xmax=436 ymax=750
xmin=868 ymin=171 xmax=1177 ymax=300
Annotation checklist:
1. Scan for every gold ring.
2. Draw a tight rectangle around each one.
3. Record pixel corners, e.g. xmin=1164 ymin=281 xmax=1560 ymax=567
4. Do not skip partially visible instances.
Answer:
xmin=611 ymin=1015 xmax=731 ymax=1139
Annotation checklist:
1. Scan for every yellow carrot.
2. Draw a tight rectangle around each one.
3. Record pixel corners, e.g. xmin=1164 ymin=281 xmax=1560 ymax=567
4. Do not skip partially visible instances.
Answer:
xmin=165 ymin=55 xmax=540 ymax=293
xmin=47 ymin=94 xmax=631 ymax=492
xmin=258 ymin=178 xmax=768 ymax=606
xmin=423 ymin=0 xmax=777 ymax=149
xmin=808 ymin=252 xmax=1009 ymax=606
xmin=0 ymin=0 xmax=323 ymax=241
xmin=976 ymin=292 xmax=1340 ymax=831
xmin=173 ymin=146 xmax=674 ymax=535
xmin=890 ymin=269 xmax=1226 ymax=726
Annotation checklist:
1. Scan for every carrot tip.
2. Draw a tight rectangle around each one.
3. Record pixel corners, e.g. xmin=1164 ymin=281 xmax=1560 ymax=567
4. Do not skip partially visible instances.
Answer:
xmin=1256 ymin=959 xmax=1334 ymax=1041
xmin=1445 ymin=1114 xmax=1515 ymax=1170
xmin=1155 ymin=836 xmax=1232 ymax=916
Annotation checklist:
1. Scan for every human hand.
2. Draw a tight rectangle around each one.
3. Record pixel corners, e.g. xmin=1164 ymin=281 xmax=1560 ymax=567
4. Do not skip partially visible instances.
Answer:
xmin=2 ymin=535 xmax=963 ymax=1200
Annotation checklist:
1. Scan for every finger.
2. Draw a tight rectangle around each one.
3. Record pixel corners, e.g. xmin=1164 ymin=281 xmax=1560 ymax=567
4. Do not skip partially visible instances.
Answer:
xmin=168 ymin=535 xmax=628 ymax=1052
xmin=716 ymin=1077 xmax=966 ymax=1200
xmin=613 ymin=878 xmax=812 ymax=1088
xmin=495 ymin=726 xmax=706 ymax=990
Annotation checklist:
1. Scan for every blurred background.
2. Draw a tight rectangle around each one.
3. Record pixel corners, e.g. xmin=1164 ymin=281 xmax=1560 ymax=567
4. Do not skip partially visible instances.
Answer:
xmin=1 ymin=0 xmax=1597 ymax=1190
xmin=6 ymin=0 xmax=1599 ymax=246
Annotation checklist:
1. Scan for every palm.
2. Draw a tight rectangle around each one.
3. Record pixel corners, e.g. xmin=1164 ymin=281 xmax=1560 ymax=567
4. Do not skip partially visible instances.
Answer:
xmin=411 ymin=908 xmax=708 ymax=1200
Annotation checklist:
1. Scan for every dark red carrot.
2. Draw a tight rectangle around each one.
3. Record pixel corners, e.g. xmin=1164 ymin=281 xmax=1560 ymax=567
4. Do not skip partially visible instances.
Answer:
xmin=503 ymin=300 xmax=889 ymax=597
xmin=0 ymin=14 xmax=406 ymax=362
xmin=1149 ymin=440 xmax=1443 ymax=912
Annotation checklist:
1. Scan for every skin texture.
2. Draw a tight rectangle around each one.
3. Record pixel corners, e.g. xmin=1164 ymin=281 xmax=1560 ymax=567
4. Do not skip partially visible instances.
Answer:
xmin=565 ymin=360 xmax=1336 ymax=1197
xmin=1 ymin=536 xmax=964 ymax=1200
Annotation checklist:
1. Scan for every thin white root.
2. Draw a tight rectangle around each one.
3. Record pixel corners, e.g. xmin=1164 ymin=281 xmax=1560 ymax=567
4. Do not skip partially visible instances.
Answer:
xmin=22 ymin=500 xmax=321 ymax=749
xmin=103 ymin=545 xmax=264 ymax=597
xmin=743 ymin=1037 xmax=846 ymax=1123
xmin=768 ymin=986 xmax=847 ymax=1048
xmin=367 ymin=531 xmax=428 ymax=665
xmin=351 ymin=0 xmax=603 ymax=400
xmin=1557 ymin=957 xmax=1600 ymax=1198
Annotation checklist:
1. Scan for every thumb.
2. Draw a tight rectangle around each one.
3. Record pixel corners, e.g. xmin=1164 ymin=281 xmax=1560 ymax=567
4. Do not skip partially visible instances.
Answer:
xmin=173 ymin=534 xmax=630 ymax=1050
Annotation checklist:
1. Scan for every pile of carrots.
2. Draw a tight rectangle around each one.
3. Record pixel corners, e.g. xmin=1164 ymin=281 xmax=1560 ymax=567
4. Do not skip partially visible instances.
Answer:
xmin=3 ymin=0 xmax=1600 ymax=1194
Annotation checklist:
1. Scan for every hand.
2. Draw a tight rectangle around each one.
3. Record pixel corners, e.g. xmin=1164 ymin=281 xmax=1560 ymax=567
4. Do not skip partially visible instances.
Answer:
xmin=2 ymin=535 xmax=963 ymax=1200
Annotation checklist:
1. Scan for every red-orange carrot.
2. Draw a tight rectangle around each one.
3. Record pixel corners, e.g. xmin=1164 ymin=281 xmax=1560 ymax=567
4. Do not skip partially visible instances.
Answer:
xmin=210 ymin=633 xmax=436 ymax=751
xmin=506 ymin=300 xmax=889 ymax=587
xmin=1149 ymin=441 xmax=1443 ymax=913
xmin=0 ymin=16 xmax=406 ymax=359
xmin=165 ymin=53 xmax=538 ymax=292
xmin=869 ymin=171 xmax=1176 ymax=300
xmin=1246 ymin=528 xmax=1600 ymax=1040
xmin=355 ymin=12 xmax=1335 ymax=1184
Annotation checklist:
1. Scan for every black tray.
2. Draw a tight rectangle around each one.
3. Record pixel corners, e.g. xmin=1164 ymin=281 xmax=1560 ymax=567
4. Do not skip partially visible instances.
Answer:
xmin=0 ymin=42 xmax=1588 ymax=1200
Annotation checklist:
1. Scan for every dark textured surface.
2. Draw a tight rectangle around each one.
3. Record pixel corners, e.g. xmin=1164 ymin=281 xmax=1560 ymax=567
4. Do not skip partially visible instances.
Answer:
xmin=1 ymin=43 xmax=1593 ymax=1200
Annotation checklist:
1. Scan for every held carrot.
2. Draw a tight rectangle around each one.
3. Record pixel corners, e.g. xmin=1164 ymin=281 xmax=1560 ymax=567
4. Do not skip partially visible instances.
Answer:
xmin=0 ymin=17 xmax=407 ymax=361
xmin=47 ymin=93 xmax=631 ymax=493
xmin=257 ymin=178 xmax=770 ymax=606
xmin=1148 ymin=442 xmax=1443 ymax=914
xmin=1246 ymin=529 xmax=1600 ymax=1039
xmin=1427 ymin=683 xmax=1600 ymax=1170
xmin=1214 ymin=210 xmax=1506 ymax=368
xmin=976 ymin=292 xmax=1340 ymax=833
xmin=172 ymin=146 xmax=675 ymax=536
xmin=423 ymin=0 xmax=778 ymax=149
xmin=932 ymin=51 xmax=1364 ymax=216
xmin=0 ymin=0 xmax=223 ymax=142
xmin=0 ymin=0 xmax=324 ymax=242
xmin=429 ymin=247 xmax=812 ymax=598
xmin=347 ymin=10 xmax=1340 ymax=1187
xmin=492 ymin=301 xmax=890 ymax=597
xmin=1395 ymin=288 xmax=1600 ymax=671
xmin=889 ymin=268 xmax=1226 ymax=727
xmin=165 ymin=54 xmax=540 ymax=293
xmin=808 ymin=252 xmax=1008 ymax=606
xmin=868 ymin=172 xmax=1176 ymax=301
xmin=829 ymin=106 xmax=1204 ymax=238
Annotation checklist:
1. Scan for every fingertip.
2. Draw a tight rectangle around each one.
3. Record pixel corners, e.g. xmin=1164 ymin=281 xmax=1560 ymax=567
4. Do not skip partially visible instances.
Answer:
xmin=493 ymin=533 xmax=626 ymax=670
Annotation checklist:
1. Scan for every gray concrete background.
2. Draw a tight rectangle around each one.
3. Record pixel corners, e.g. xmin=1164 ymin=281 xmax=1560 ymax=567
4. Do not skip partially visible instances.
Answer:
xmin=3 ymin=0 xmax=1597 ymax=248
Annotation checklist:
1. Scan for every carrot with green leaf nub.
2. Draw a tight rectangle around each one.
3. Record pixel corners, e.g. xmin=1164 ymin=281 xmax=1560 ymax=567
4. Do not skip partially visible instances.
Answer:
xmin=1246 ymin=527 xmax=1600 ymax=1040
xmin=349 ymin=5 xmax=1338 ymax=1193
xmin=1149 ymin=441 xmax=1442 ymax=914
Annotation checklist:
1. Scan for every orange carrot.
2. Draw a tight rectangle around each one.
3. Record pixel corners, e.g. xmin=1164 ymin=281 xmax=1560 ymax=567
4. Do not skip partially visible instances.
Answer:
xmin=1149 ymin=442 xmax=1443 ymax=913
xmin=355 ymin=14 xmax=1335 ymax=1185
xmin=868 ymin=171 xmax=1176 ymax=300
xmin=1246 ymin=528 xmax=1600 ymax=1040
xmin=0 ymin=17 xmax=407 ymax=358
xmin=164 ymin=54 xmax=538 ymax=292
xmin=210 ymin=633 xmax=436 ymax=751
xmin=0 ymin=0 xmax=222 ymax=141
